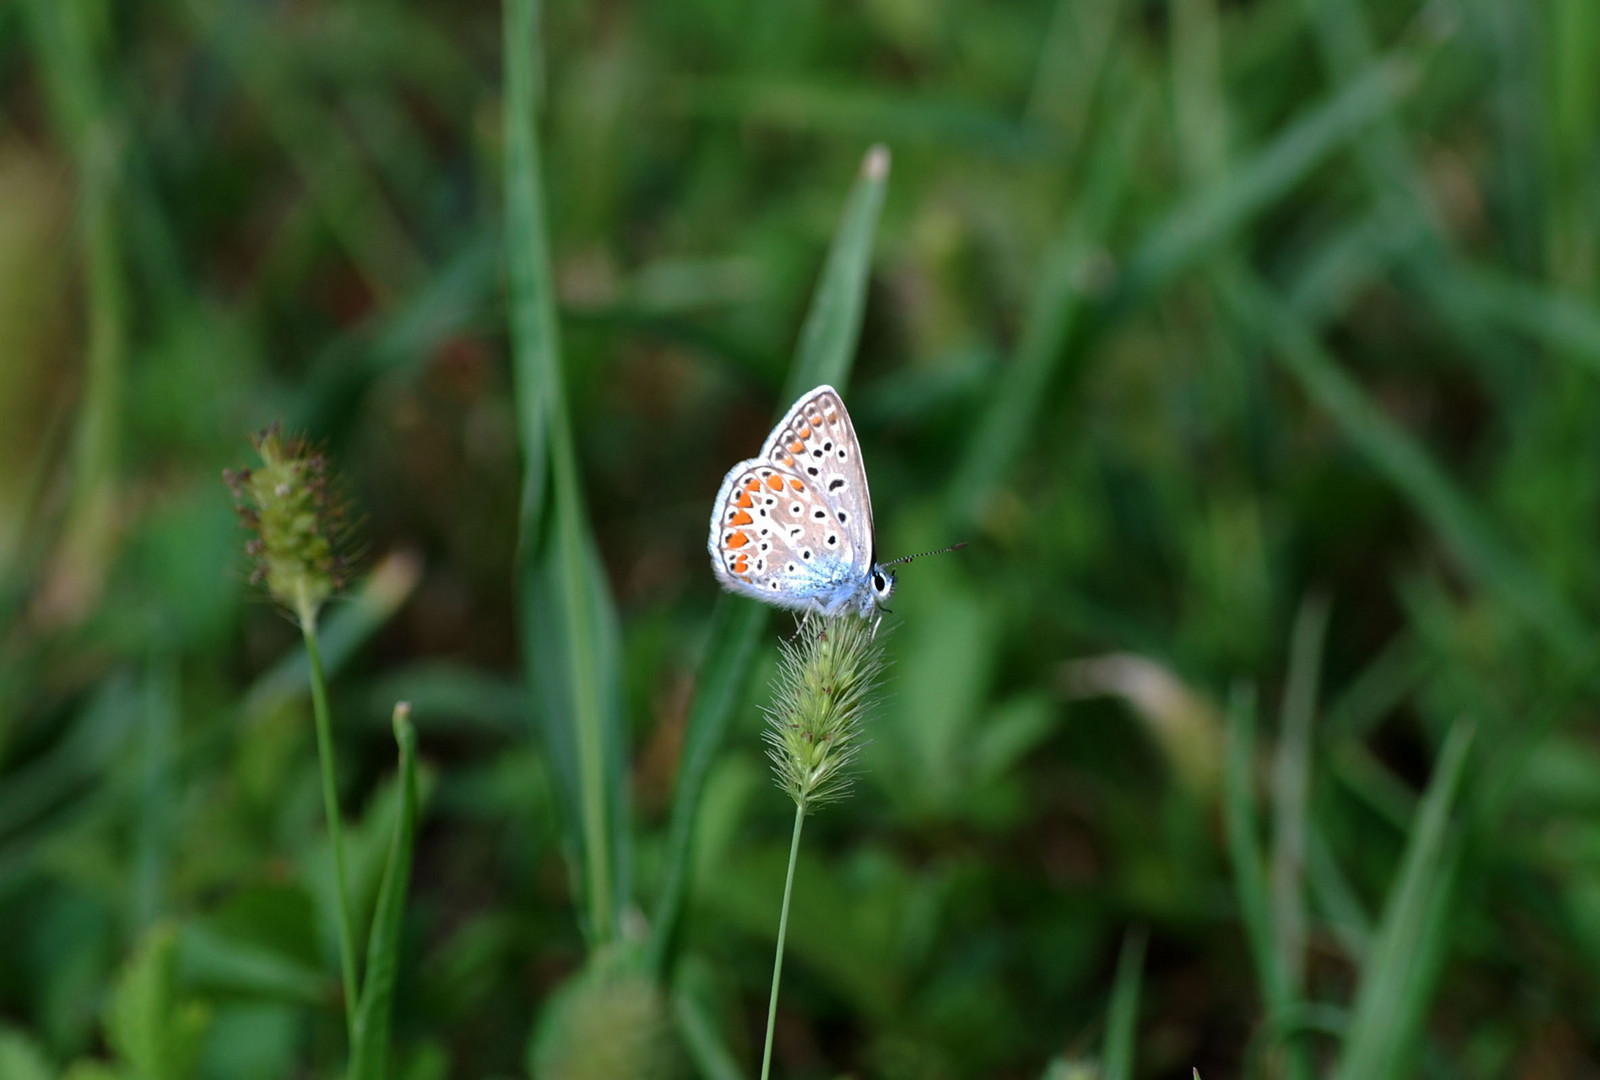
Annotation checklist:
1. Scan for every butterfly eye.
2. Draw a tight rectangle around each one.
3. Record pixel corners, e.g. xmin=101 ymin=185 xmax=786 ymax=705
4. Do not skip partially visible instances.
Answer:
xmin=872 ymin=572 xmax=885 ymax=591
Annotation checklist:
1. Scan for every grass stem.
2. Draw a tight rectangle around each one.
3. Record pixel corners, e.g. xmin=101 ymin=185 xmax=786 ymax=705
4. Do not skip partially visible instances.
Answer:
xmin=760 ymin=802 xmax=806 ymax=1080
xmin=300 ymin=597 xmax=359 ymax=1044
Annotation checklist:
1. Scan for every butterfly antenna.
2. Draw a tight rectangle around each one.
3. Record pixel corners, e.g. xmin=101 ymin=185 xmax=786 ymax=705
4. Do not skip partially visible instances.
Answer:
xmin=880 ymin=542 xmax=969 ymax=569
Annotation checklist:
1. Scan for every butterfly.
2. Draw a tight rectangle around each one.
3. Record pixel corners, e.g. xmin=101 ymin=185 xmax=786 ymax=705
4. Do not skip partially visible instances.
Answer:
xmin=708 ymin=384 xmax=962 ymax=627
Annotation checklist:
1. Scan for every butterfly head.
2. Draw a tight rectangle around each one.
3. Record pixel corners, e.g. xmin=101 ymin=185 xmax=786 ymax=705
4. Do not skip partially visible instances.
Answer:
xmin=870 ymin=566 xmax=896 ymax=607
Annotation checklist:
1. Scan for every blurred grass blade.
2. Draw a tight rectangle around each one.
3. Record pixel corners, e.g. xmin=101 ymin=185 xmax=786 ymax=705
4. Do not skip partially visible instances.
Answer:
xmin=1299 ymin=0 xmax=1440 ymax=234
xmin=785 ymin=144 xmax=890 ymax=401
xmin=178 ymin=0 xmax=423 ymax=301
xmin=1271 ymin=595 xmax=1329 ymax=995
xmin=1308 ymin=823 xmax=1371 ymax=962
xmin=648 ymin=146 xmax=891 ymax=974
xmin=687 ymin=81 xmax=1055 ymax=158
xmin=296 ymin=232 xmax=501 ymax=436
xmin=1334 ymin=722 xmax=1473 ymax=1080
xmin=20 ymin=0 xmax=126 ymax=624
xmin=948 ymin=93 xmax=1145 ymax=527
xmin=648 ymin=599 xmax=763 ymax=971
xmin=1223 ymin=683 xmax=1287 ymax=1010
xmin=505 ymin=0 xmax=630 ymax=946
xmin=1027 ymin=0 xmax=1125 ymax=132
xmin=1445 ymin=264 xmax=1600 ymax=377
xmin=1322 ymin=633 xmax=1422 ymax=741
xmin=176 ymin=925 xmax=329 ymax=1006
xmin=0 ymin=672 xmax=138 ymax=840
xmin=1221 ymin=269 xmax=1589 ymax=659
xmin=135 ymin=654 xmax=179 ymax=929
xmin=348 ymin=704 xmax=419 ymax=1080
xmin=672 ymin=959 xmax=749 ymax=1080
xmin=1119 ymin=55 xmax=1416 ymax=301
xmin=243 ymin=550 xmax=424 ymax=719
xmin=1101 ymin=928 xmax=1146 ymax=1080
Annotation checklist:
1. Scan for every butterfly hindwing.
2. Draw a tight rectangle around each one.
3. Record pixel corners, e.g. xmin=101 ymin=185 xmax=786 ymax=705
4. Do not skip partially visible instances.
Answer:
xmin=709 ymin=459 xmax=861 ymax=609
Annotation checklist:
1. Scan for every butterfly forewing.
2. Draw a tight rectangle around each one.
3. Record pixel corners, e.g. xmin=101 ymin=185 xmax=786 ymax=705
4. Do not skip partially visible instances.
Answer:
xmin=759 ymin=386 xmax=875 ymax=565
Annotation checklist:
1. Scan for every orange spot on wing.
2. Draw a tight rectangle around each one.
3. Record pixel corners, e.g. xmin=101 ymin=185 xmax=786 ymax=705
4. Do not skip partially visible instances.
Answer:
xmin=798 ymin=425 xmax=811 ymax=439
xmin=735 ymin=492 xmax=753 ymax=508
xmin=825 ymin=411 xmax=838 ymax=424
xmin=727 ymin=531 xmax=749 ymax=548
xmin=730 ymin=509 xmax=753 ymax=525
xmin=744 ymin=479 xmax=762 ymax=493
xmin=766 ymin=475 xmax=784 ymax=491
xmin=782 ymin=455 xmax=795 ymax=466
xmin=789 ymin=440 xmax=804 ymax=453
xmin=790 ymin=479 xmax=804 ymax=491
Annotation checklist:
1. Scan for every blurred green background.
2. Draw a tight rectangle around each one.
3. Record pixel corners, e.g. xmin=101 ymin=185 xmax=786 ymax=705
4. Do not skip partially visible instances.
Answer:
xmin=5 ymin=0 xmax=1600 ymax=1076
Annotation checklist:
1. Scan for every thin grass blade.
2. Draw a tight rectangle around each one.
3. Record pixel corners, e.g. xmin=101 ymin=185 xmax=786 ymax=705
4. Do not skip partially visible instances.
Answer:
xmin=1101 ymin=928 xmax=1146 ymax=1080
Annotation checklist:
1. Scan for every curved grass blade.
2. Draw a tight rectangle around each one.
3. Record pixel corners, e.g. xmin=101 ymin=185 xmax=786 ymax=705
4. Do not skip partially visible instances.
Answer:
xmin=648 ymin=146 xmax=891 ymax=974
xmin=1333 ymin=722 xmax=1473 ymax=1080
xmin=347 ymin=704 xmax=419 ymax=1080
xmin=505 ymin=0 xmax=630 ymax=946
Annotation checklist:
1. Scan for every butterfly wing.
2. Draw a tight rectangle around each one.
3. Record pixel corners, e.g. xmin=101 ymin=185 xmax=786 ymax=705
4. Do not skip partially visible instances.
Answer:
xmin=709 ymin=457 xmax=867 ymax=611
xmin=759 ymin=385 xmax=876 ymax=571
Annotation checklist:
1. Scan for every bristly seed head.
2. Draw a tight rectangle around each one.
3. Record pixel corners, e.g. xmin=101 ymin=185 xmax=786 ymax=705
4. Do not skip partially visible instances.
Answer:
xmin=225 ymin=422 xmax=350 ymax=622
xmin=763 ymin=615 xmax=883 ymax=812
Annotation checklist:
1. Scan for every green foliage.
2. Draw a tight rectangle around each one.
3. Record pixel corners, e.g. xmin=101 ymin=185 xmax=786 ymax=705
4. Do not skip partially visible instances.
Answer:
xmin=6 ymin=0 xmax=1600 ymax=1076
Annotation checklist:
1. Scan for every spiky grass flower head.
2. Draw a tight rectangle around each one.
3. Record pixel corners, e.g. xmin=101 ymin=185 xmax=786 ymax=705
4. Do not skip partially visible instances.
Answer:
xmin=764 ymin=615 xmax=884 ymax=811
xmin=224 ymin=423 xmax=348 ymax=621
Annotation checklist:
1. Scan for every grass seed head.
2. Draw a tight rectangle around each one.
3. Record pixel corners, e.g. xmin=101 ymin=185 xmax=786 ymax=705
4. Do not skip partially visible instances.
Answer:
xmin=763 ymin=615 xmax=884 ymax=812
xmin=225 ymin=422 xmax=349 ymax=622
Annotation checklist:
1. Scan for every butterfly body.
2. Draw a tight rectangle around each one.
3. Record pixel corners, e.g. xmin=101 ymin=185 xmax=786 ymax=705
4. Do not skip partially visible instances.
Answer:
xmin=708 ymin=385 xmax=896 ymax=619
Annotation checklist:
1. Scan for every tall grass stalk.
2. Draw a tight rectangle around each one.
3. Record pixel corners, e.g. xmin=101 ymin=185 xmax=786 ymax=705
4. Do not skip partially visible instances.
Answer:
xmin=301 ymin=604 xmax=359 ymax=1042
xmin=758 ymin=615 xmax=882 ymax=1080
xmin=226 ymin=427 xmax=359 ymax=1042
